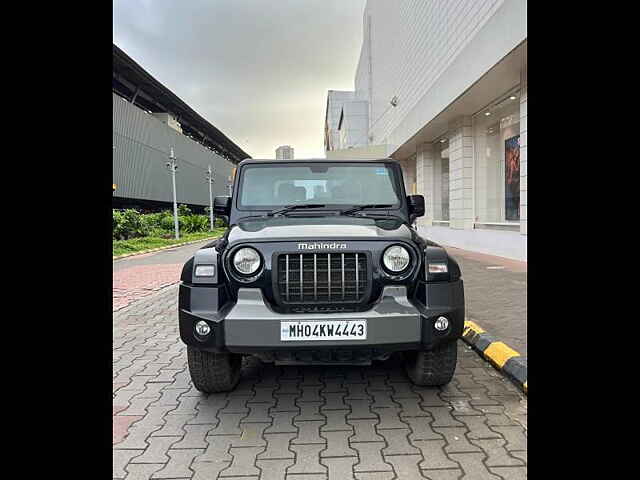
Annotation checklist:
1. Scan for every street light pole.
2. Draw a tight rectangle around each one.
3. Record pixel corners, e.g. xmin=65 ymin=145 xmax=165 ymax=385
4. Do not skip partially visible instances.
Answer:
xmin=167 ymin=147 xmax=179 ymax=240
xmin=206 ymin=165 xmax=214 ymax=231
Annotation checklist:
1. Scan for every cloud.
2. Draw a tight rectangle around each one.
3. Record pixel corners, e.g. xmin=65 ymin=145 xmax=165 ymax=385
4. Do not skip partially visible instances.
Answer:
xmin=113 ymin=0 xmax=366 ymax=158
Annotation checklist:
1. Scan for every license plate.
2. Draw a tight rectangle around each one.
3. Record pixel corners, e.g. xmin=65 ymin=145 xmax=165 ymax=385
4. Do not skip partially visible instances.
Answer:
xmin=280 ymin=320 xmax=367 ymax=341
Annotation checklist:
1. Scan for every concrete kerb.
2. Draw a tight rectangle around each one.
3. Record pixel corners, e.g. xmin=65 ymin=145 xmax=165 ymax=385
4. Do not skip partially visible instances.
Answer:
xmin=113 ymin=235 xmax=220 ymax=261
xmin=462 ymin=320 xmax=527 ymax=394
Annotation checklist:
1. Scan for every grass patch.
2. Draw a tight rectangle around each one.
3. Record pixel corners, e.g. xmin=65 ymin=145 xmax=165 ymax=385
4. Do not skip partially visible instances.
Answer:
xmin=113 ymin=229 xmax=226 ymax=257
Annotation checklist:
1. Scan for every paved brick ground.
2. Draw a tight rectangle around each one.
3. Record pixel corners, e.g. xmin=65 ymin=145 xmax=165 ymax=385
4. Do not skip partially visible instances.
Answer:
xmin=114 ymin=285 xmax=527 ymax=480
xmin=113 ymin=240 xmax=215 ymax=312
xmin=113 ymin=264 xmax=183 ymax=311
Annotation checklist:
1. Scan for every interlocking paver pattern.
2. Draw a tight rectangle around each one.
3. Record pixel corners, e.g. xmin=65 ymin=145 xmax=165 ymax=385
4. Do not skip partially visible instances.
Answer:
xmin=114 ymin=284 xmax=527 ymax=479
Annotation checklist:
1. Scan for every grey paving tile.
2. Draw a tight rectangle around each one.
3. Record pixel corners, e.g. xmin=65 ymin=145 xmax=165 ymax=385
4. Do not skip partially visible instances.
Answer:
xmin=470 ymin=438 xmax=525 ymax=467
xmin=124 ymin=463 xmax=165 ymax=480
xmin=322 ymin=456 xmax=358 ymax=479
xmin=295 ymin=402 xmax=324 ymax=421
xmin=434 ymin=427 xmax=482 ymax=454
xmin=384 ymin=454 xmax=425 ymax=480
xmin=449 ymin=452 xmax=502 ymax=480
xmin=258 ymin=433 xmax=296 ymax=460
xmin=490 ymin=425 xmax=527 ymax=451
xmin=231 ymin=422 xmax=269 ymax=447
xmin=349 ymin=419 xmax=384 ymax=442
xmin=220 ymin=446 xmax=264 ymax=477
xmin=489 ymin=466 xmax=528 ymax=480
xmin=130 ymin=436 xmax=181 ymax=464
xmin=151 ymin=448 xmax=203 ymax=478
xmin=264 ymin=411 xmax=297 ymax=434
xmin=288 ymin=444 xmax=327 ymax=475
xmin=374 ymin=407 xmax=407 ymax=430
xmin=413 ymin=439 xmax=459 ymax=470
xmin=114 ymin=449 xmax=144 ymax=478
xmin=321 ymin=431 xmax=357 ymax=458
xmin=292 ymin=420 xmax=325 ymax=444
xmin=195 ymin=435 xmax=235 ymax=463
xmin=191 ymin=460 xmax=230 ymax=480
xmin=172 ymin=424 xmax=214 ymax=449
xmin=351 ymin=442 xmax=392 ymax=472
xmin=379 ymin=428 xmax=420 ymax=456
xmin=256 ymin=458 xmax=295 ymax=479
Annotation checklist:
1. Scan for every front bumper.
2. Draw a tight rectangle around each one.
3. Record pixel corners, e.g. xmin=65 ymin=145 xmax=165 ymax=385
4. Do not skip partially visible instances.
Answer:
xmin=179 ymin=281 xmax=464 ymax=355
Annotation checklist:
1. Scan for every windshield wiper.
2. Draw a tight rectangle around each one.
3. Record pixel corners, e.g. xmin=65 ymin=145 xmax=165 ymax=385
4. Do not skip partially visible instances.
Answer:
xmin=267 ymin=204 xmax=326 ymax=216
xmin=339 ymin=204 xmax=393 ymax=216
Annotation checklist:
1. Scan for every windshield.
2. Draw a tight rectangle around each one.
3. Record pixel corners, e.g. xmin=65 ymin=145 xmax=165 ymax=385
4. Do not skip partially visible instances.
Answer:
xmin=238 ymin=163 xmax=402 ymax=208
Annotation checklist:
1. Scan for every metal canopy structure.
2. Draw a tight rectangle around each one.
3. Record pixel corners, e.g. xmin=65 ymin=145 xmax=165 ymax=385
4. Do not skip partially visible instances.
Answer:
xmin=112 ymin=44 xmax=250 ymax=164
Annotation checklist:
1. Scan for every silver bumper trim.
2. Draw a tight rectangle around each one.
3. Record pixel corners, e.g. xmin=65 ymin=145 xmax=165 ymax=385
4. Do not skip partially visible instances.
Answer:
xmin=224 ymin=286 xmax=422 ymax=349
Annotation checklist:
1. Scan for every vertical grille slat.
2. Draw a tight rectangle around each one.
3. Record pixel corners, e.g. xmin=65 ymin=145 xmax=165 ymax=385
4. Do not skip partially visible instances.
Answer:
xmin=285 ymin=255 xmax=289 ymax=301
xmin=277 ymin=252 xmax=367 ymax=306
xmin=355 ymin=253 xmax=359 ymax=298
xmin=328 ymin=253 xmax=331 ymax=301
xmin=341 ymin=253 xmax=345 ymax=300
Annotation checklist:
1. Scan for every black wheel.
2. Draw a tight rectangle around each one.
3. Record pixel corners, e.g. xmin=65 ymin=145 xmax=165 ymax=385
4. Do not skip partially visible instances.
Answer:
xmin=187 ymin=347 xmax=242 ymax=393
xmin=405 ymin=340 xmax=457 ymax=386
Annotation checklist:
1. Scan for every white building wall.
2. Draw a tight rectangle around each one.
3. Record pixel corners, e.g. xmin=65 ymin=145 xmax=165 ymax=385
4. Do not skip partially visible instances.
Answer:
xmin=415 ymin=143 xmax=434 ymax=228
xmin=325 ymin=91 xmax=357 ymax=151
xmin=339 ymin=101 xmax=369 ymax=149
xmin=325 ymin=144 xmax=388 ymax=160
xmin=519 ymin=65 xmax=527 ymax=235
xmin=356 ymin=0 xmax=527 ymax=150
xmin=333 ymin=0 xmax=527 ymax=260
xmin=448 ymin=117 xmax=473 ymax=230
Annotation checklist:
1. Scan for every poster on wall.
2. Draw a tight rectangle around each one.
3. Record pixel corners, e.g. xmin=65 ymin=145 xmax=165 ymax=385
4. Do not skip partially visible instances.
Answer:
xmin=504 ymin=135 xmax=520 ymax=221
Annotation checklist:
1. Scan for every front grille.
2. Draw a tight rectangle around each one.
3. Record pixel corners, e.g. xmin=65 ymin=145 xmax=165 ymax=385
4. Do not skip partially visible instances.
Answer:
xmin=276 ymin=253 xmax=368 ymax=304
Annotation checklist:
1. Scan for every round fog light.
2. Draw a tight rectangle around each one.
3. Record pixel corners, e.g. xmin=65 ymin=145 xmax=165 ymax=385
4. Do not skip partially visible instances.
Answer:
xmin=434 ymin=316 xmax=449 ymax=331
xmin=195 ymin=320 xmax=211 ymax=336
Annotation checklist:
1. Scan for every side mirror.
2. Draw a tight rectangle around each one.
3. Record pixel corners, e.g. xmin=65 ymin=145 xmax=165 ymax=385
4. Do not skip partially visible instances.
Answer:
xmin=407 ymin=195 xmax=425 ymax=218
xmin=214 ymin=196 xmax=231 ymax=216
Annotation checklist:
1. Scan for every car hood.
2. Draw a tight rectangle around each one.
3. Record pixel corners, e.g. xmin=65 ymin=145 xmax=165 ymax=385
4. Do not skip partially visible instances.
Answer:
xmin=226 ymin=215 xmax=415 ymax=245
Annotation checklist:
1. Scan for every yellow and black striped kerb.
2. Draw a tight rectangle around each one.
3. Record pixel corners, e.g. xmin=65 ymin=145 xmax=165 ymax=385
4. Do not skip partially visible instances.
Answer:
xmin=462 ymin=320 xmax=527 ymax=394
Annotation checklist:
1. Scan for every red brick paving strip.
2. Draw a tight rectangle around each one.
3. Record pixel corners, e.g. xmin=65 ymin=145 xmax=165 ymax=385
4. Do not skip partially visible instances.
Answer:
xmin=113 ymin=264 xmax=183 ymax=311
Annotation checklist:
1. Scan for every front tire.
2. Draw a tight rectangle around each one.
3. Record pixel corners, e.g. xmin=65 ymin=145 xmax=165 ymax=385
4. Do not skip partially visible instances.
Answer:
xmin=405 ymin=340 xmax=457 ymax=386
xmin=187 ymin=347 xmax=242 ymax=393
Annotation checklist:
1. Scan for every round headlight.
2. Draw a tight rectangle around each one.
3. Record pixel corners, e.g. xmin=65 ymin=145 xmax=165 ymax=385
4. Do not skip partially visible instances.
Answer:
xmin=233 ymin=247 xmax=261 ymax=275
xmin=382 ymin=245 xmax=410 ymax=273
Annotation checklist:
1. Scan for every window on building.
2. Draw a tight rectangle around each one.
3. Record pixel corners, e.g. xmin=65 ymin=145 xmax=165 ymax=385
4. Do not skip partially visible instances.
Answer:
xmin=473 ymin=88 xmax=521 ymax=227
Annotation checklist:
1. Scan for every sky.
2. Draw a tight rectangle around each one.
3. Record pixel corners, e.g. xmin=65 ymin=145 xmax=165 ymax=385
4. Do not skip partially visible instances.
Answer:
xmin=113 ymin=0 xmax=367 ymax=159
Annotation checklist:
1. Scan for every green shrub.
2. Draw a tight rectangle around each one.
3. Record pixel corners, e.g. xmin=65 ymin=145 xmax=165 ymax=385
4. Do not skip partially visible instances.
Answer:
xmin=178 ymin=204 xmax=192 ymax=216
xmin=159 ymin=211 xmax=176 ymax=232
xmin=113 ymin=208 xmax=218 ymax=240
xmin=113 ymin=210 xmax=124 ymax=239
xmin=215 ymin=217 xmax=227 ymax=228
xmin=140 ymin=212 xmax=163 ymax=231
xmin=181 ymin=214 xmax=209 ymax=233
xmin=113 ymin=209 xmax=148 ymax=240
